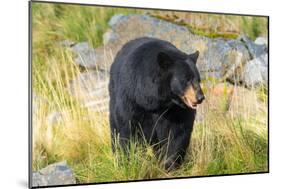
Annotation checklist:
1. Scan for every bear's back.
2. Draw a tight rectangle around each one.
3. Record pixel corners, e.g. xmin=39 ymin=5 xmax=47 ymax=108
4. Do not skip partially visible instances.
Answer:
xmin=111 ymin=37 xmax=186 ymax=72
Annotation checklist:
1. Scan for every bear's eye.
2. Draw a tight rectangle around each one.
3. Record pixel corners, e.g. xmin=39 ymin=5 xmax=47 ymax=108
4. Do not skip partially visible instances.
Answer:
xmin=193 ymin=77 xmax=201 ymax=83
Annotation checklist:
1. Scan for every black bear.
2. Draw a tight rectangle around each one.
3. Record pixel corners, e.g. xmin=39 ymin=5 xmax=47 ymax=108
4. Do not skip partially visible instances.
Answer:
xmin=109 ymin=37 xmax=204 ymax=170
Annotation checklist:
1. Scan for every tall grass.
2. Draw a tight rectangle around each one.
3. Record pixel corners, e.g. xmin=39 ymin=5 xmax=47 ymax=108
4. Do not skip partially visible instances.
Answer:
xmin=33 ymin=52 xmax=268 ymax=181
xmin=32 ymin=2 xmax=268 ymax=184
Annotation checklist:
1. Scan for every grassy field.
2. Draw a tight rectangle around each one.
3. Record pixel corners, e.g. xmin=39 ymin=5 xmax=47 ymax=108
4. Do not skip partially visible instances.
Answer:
xmin=32 ymin=2 xmax=268 ymax=184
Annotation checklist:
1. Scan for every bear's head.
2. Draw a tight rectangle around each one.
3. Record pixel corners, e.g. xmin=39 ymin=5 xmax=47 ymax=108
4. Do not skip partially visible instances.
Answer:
xmin=157 ymin=50 xmax=205 ymax=110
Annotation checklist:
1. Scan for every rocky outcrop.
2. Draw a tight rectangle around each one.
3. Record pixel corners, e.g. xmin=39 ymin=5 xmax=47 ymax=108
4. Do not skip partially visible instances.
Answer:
xmin=67 ymin=14 xmax=267 ymax=82
xmin=60 ymin=14 xmax=268 ymax=112
xmin=239 ymin=35 xmax=268 ymax=59
xmin=71 ymin=42 xmax=100 ymax=69
xmin=101 ymin=14 xmax=254 ymax=81
xmin=63 ymin=15 xmax=250 ymax=79
xmin=32 ymin=161 xmax=76 ymax=187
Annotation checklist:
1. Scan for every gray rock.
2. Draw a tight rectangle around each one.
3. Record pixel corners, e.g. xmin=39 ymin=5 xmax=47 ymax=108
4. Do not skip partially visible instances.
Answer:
xmin=255 ymin=37 xmax=268 ymax=46
xmin=242 ymin=53 xmax=268 ymax=87
xmin=68 ymin=70 xmax=109 ymax=112
xmin=239 ymin=35 xmax=267 ymax=58
xmin=222 ymin=39 xmax=251 ymax=83
xmin=71 ymin=42 xmax=100 ymax=69
xmin=196 ymin=38 xmax=250 ymax=80
xmin=32 ymin=161 xmax=76 ymax=187
xmin=108 ymin=14 xmax=194 ymax=45
xmin=103 ymin=30 xmax=119 ymax=45
xmin=227 ymin=39 xmax=250 ymax=55
xmin=108 ymin=14 xmax=126 ymax=28
xmin=103 ymin=14 xmax=252 ymax=80
xmin=59 ymin=40 xmax=76 ymax=47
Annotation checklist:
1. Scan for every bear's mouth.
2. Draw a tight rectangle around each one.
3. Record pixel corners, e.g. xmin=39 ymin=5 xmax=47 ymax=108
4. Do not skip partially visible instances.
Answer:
xmin=181 ymin=96 xmax=198 ymax=110
xmin=171 ymin=96 xmax=199 ymax=110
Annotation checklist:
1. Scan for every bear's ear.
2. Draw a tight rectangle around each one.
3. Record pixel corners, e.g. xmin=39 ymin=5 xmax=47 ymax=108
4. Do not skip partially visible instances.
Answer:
xmin=157 ymin=52 xmax=172 ymax=69
xmin=189 ymin=50 xmax=200 ymax=63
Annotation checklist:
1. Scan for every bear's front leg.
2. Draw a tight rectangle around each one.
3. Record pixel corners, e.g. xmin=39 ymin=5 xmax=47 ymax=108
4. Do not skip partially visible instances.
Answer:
xmin=162 ymin=127 xmax=193 ymax=171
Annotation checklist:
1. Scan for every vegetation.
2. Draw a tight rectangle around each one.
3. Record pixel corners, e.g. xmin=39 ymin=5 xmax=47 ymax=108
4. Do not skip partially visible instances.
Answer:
xmin=149 ymin=11 xmax=268 ymax=40
xmin=32 ymin=2 xmax=268 ymax=184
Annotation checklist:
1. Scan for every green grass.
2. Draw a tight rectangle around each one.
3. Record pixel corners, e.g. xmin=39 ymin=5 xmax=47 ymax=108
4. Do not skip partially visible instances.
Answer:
xmin=149 ymin=11 xmax=268 ymax=40
xmin=32 ymin=2 xmax=268 ymax=184
xmin=242 ymin=16 xmax=268 ymax=40
xmin=32 ymin=3 xmax=140 ymax=47
xmin=32 ymin=2 xmax=140 ymax=84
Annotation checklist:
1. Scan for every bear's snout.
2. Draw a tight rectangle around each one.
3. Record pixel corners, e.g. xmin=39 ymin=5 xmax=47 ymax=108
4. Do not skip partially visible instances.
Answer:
xmin=196 ymin=92 xmax=205 ymax=104
xmin=181 ymin=85 xmax=204 ymax=109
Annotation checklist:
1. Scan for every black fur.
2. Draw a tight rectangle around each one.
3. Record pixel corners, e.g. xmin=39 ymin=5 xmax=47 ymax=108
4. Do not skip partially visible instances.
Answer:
xmin=109 ymin=37 xmax=204 ymax=170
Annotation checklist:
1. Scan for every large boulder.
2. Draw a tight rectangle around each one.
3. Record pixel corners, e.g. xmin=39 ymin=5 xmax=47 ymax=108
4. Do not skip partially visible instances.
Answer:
xmin=242 ymin=53 xmax=268 ymax=88
xmin=70 ymin=42 xmax=101 ymax=69
xmin=32 ymin=161 xmax=76 ymax=187
xmin=59 ymin=40 xmax=112 ymax=70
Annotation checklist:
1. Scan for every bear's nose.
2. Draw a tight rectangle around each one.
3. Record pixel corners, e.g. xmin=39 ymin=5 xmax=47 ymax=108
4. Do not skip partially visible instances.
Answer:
xmin=196 ymin=94 xmax=205 ymax=104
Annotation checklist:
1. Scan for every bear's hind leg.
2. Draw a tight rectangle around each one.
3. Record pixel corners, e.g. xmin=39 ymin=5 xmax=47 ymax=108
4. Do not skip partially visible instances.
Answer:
xmin=109 ymin=112 xmax=119 ymax=153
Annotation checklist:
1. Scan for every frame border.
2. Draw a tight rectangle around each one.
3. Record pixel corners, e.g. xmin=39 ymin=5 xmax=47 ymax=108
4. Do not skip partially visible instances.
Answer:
xmin=28 ymin=0 xmax=270 ymax=188
xmin=28 ymin=1 xmax=33 ymax=188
